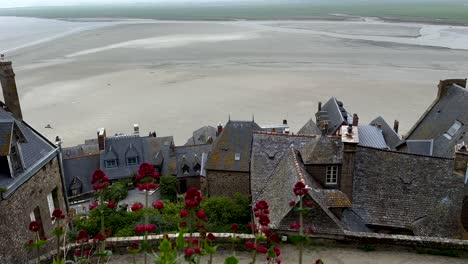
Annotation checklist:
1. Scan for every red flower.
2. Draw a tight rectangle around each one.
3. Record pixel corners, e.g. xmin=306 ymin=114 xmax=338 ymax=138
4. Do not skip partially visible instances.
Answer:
xmin=289 ymin=200 xmax=296 ymax=207
xmin=93 ymin=232 xmax=106 ymax=243
xmin=194 ymin=247 xmax=201 ymax=254
xmin=130 ymin=242 xmax=139 ymax=249
xmin=180 ymin=221 xmax=187 ymax=228
xmin=83 ymin=250 xmax=90 ymax=256
xmin=304 ymin=200 xmax=314 ymax=208
xmin=196 ymin=210 xmax=207 ymax=220
xmin=52 ymin=208 xmax=64 ymax=218
xmin=91 ymin=170 xmax=106 ymax=184
xmin=93 ymin=182 xmax=108 ymax=191
xmin=89 ymin=201 xmax=98 ymax=210
xmin=293 ymin=181 xmax=308 ymax=196
xmin=137 ymin=163 xmax=159 ymax=181
xmin=290 ymin=222 xmax=301 ymax=229
xmin=257 ymin=246 xmax=268 ymax=254
xmin=77 ymin=230 xmax=89 ymax=243
xmin=107 ymin=200 xmax=116 ymax=209
xmin=185 ymin=247 xmax=194 ymax=257
xmin=276 ymin=259 xmax=282 ymax=264
xmin=74 ymin=249 xmax=81 ymax=256
xmin=306 ymin=227 xmax=315 ymax=234
xmin=146 ymin=224 xmax=156 ymax=233
xmin=152 ymin=200 xmax=164 ymax=210
xmin=104 ymin=228 xmax=112 ymax=237
xmin=27 ymin=240 xmax=34 ymax=244
xmin=29 ymin=221 xmax=41 ymax=232
xmin=180 ymin=209 xmax=189 ymax=218
xmin=262 ymin=226 xmax=270 ymax=237
xmin=245 ymin=241 xmax=254 ymax=249
xmin=206 ymin=233 xmax=216 ymax=241
xmin=135 ymin=225 xmax=146 ymax=233
xmin=40 ymin=236 xmax=47 ymax=241
xmin=231 ymin=223 xmax=239 ymax=232
xmin=274 ymin=245 xmax=281 ymax=257
xmin=184 ymin=188 xmax=202 ymax=208
xmin=269 ymin=233 xmax=281 ymax=244
xmin=131 ymin=202 xmax=143 ymax=212
xmin=259 ymin=214 xmax=270 ymax=226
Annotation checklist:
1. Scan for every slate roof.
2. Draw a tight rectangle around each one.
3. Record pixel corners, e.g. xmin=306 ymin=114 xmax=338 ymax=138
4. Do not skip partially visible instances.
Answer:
xmin=0 ymin=121 xmax=13 ymax=156
xmin=205 ymin=120 xmax=261 ymax=172
xmin=174 ymin=144 xmax=212 ymax=178
xmin=300 ymin=136 xmax=343 ymax=165
xmin=142 ymin=136 xmax=174 ymax=176
xmin=358 ymin=125 xmax=389 ymax=149
xmin=101 ymin=135 xmax=143 ymax=179
xmin=63 ymin=143 xmax=99 ymax=159
xmin=0 ymin=106 xmax=58 ymax=194
xmin=250 ymin=132 xmax=317 ymax=201
xmin=404 ymin=84 xmax=468 ymax=158
xmin=297 ymin=119 xmax=321 ymax=135
xmin=63 ymin=154 xmax=100 ymax=195
xmin=254 ymin=147 xmax=347 ymax=234
xmin=185 ymin=126 xmax=216 ymax=146
xmin=352 ymin=146 xmax=465 ymax=238
xmin=369 ymin=116 xmax=402 ymax=149
xmin=316 ymin=97 xmax=351 ymax=135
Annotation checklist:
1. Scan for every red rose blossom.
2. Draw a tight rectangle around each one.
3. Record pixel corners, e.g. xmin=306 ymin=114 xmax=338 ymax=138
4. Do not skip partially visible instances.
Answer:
xmin=107 ymin=200 xmax=116 ymax=209
xmin=293 ymin=181 xmax=308 ymax=196
xmin=180 ymin=209 xmax=189 ymax=218
xmin=196 ymin=210 xmax=207 ymax=220
xmin=29 ymin=221 xmax=41 ymax=232
xmin=52 ymin=208 xmax=64 ymax=218
xmin=194 ymin=247 xmax=201 ymax=254
xmin=89 ymin=201 xmax=98 ymax=210
xmin=274 ymin=245 xmax=281 ymax=257
xmin=152 ymin=200 xmax=164 ymax=210
xmin=93 ymin=232 xmax=106 ymax=243
xmin=146 ymin=224 xmax=156 ymax=233
xmin=269 ymin=233 xmax=281 ymax=244
xmin=131 ymin=202 xmax=143 ymax=212
xmin=185 ymin=247 xmax=194 ymax=257
xmin=77 ymin=230 xmax=89 ymax=243
xmin=257 ymin=246 xmax=268 ymax=254
xmin=259 ymin=214 xmax=270 ymax=226
xmin=231 ymin=223 xmax=239 ymax=232
xmin=206 ymin=233 xmax=216 ymax=241
xmin=184 ymin=188 xmax=202 ymax=208
xmin=289 ymin=200 xmax=296 ymax=207
xmin=135 ymin=225 xmax=145 ymax=233
xmin=245 ymin=241 xmax=254 ymax=249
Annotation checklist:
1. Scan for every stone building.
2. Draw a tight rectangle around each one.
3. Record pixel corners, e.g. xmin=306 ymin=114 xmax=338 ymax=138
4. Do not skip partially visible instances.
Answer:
xmin=250 ymin=124 xmax=465 ymax=238
xmin=205 ymin=120 xmax=261 ymax=197
xmin=172 ymin=144 xmax=211 ymax=194
xmin=0 ymin=61 xmax=67 ymax=263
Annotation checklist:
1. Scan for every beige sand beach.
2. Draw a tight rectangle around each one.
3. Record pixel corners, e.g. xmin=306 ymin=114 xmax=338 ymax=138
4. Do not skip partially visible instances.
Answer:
xmin=3 ymin=18 xmax=468 ymax=146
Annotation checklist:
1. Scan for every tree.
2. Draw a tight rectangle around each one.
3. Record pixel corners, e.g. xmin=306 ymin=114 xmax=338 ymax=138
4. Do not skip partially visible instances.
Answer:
xmin=102 ymin=181 xmax=129 ymax=202
xmin=160 ymin=175 xmax=178 ymax=201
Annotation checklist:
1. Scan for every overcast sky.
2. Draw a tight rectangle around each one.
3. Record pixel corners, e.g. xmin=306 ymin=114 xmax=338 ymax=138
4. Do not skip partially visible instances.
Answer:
xmin=0 ymin=0 xmax=463 ymax=8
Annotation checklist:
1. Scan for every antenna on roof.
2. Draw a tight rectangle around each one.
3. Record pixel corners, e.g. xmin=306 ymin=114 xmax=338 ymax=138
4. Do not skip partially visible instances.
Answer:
xmin=252 ymin=114 xmax=255 ymax=122
xmin=228 ymin=114 xmax=231 ymax=122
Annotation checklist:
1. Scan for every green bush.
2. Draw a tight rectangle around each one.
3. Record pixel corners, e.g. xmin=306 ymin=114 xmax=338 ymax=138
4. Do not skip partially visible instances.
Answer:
xmin=160 ymin=176 xmax=178 ymax=201
xmin=201 ymin=193 xmax=251 ymax=231
xmin=102 ymin=181 xmax=129 ymax=202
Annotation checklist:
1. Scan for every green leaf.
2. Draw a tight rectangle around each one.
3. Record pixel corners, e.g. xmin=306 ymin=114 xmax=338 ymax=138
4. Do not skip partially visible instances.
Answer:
xmin=52 ymin=257 xmax=65 ymax=264
xmin=224 ymin=255 xmax=239 ymax=264
xmin=159 ymin=238 xmax=172 ymax=253
xmin=176 ymin=232 xmax=186 ymax=250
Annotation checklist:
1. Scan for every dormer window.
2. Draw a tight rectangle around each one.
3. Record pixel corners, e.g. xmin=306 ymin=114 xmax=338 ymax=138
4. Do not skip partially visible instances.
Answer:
xmin=10 ymin=144 xmax=23 ymax=174
xmin=126 ymin=156 xmax=139 ymax=166
xmin=326 ymin=166 xmax=338 ymax=185
xmin=443 ymin=120 xmax=462 ymax=140
xmin=182 ymin=164 xmax=190 ymax=175
xmin=105 ymin=159 xmax=118 ymax=168
xmin=235 ymin=153 xmax=241 ymax=161
xmin=194 ymin=163 xmax=201 ymax=173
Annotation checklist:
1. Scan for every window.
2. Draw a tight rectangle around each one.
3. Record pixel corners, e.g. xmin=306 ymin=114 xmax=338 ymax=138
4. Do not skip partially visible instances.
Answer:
xmin=194 ymin=163 xmax=201 ymax=173
xmin=126 ymin=156 xmax=139 ymax=166
xmin=10 ymin=144 xmax=23 ymax=174
xmin=105 ymin=159 xmax=118 ymax=168
xmin=235 ymin=153 xmax=241 ymax=161
xmin=30 ymin=207 xmax=45 ymax=237
xmin=182 ymin=164 xmax=190 ymax=175
xmin=443 ymin=120 xmax=463 ymax=140
xmin=326 ymin=166 xmax=338 ymax=185
xmin=47 ymin=187 xmax=60 ymax=223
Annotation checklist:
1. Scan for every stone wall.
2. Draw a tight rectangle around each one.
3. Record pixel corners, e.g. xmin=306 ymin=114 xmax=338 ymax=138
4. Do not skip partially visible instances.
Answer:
xmin=305 ymin=164 xmax=341 ymax=189
xmin=0 ymin=157 xmax=66 ymax=263
xmin=206 ymin=170 xmax=250 ymax=197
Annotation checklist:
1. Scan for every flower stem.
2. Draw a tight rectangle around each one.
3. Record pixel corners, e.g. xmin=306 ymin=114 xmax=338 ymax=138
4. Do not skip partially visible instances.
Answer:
xmin=99 ymin=190 xmax=105 ymax=263
xmin=299 ymin=196 xmax=303 ymax=264
xmin=144 ymin=190 xmax=149 ymax=264
xmin=36 ymin=232 xmax=40 ymax=264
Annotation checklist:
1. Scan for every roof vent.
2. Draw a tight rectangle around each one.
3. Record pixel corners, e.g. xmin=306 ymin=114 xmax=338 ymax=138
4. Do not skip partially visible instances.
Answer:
xmin=134 ymin=124 xmax=139 ymax=135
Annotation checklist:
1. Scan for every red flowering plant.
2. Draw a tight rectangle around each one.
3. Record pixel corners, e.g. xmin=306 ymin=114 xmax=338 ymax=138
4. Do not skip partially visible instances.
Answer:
xmin=290 ymin=180 xmax=315 ymax=264
xmin=133 ymin=163 xmax=160 ymax=264
xmin=244 ymin=200 xmax=282 ymax=264
xmin=90 ymin=169 xmax=112 ymax=261
xmin=25 ymin=220 xmax=47 ymax=264
xmin=74 ymin=230 xmax=93 ymax=264
xmin=51 ymin=208 xmax=66 ymax=263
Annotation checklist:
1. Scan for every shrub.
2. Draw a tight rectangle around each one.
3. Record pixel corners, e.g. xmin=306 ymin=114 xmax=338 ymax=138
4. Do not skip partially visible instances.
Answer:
xmin=160 ymin=175 xmax=178 ymax=201
xmin=201 ymin=193 xmax=251 ymax=231
xmin=102 ymin=181 xmax=129 ymax=202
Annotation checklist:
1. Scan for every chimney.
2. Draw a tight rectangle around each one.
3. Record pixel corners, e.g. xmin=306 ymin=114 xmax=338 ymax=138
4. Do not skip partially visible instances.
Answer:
xmin=437 ymin=79 xmax=467 ymax=99
xmin=0 ymin=61 xmax=23 ymax=120
xmin=97 ymin=128 xmax=106 ymax=151
xmin=152 ymin=131 xmax=156 ymax=137
xmin=454 ymin=143 xmax=468 ymax=179
xmin=284 ymin=127 xmax=290 ymax=134
xmin=340 ymin=125 xmax=359 ymax=202
xmin=318 ymin=101 xmax=322 ymax=112
xmin=319 ymin=120 xmax=329 ymax=136
xmin=376 ymin=122 xmax=382 ymax=129
xmin=133 ymin=124 xmax=139 ymax=135
xmin=393 ymin=120 xmax=399 ymax=133
xmin=283 ymin=119 xmax=287 ymax=125
xmin=352 ymin=114 xmax=359 ymax=126
xmin=216 ymin=122 xmax=223 ymax=137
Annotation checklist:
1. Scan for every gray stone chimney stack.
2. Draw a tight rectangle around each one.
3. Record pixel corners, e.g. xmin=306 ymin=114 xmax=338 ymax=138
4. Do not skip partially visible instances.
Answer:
xmin=0 ymin=61 xmax=23 ymax=120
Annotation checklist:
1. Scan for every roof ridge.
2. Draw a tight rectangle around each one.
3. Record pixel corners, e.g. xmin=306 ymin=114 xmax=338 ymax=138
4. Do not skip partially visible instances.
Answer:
xmin=63 ymin=153 xmax=100 ymax=160
xmin=357 ymin=145 xmax=453 ymax=160
xmin=253 ymin=131 xmax=318 ymax=138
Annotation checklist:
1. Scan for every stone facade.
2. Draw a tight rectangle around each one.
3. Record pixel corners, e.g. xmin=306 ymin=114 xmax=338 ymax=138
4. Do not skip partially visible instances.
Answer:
xmin=305 ymin=164 xmax=341 ymax=189
xmin=206 ymin=171 xmax=250 ymax=197
xmin=0 ymin=157 xmax=66 ymax=263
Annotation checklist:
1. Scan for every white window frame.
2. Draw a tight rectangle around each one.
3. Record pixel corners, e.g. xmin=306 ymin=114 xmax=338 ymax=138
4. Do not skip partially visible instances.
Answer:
xmin=30 ymin=211 xmax=36 ymax=222
xmin=105 ymin=159 xmax=118 ymax=168
xmin=326 ymin=166 xmax=338 ymax=185
xmin=126 ymin=156 xmax=139 ymax=166
xmin=47 ymin=192 xmax=55 ymax=224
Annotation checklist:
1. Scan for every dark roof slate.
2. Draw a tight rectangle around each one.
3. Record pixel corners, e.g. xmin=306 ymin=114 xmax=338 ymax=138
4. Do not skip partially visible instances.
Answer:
xmin=297 ymin=119 xmax=321 ymax=135
xmin=205 ymin=120 xmax=261 ymax=172
xmin=370 ymin=116 xmax=401 ymax=149
xmin=406 ymin=140 xmax=433 ymax=156
xmin=63 ymin=154 xmax=100 ymax=194
xmin=0 ymin=121 xmax=13 ymax=155
xmin=101 ymin=135 xmax=145 ymax=179
xmin=352 ymin=146 xmax=465 ymax=238
xmin=174 ymin=144 xmax=212 ymax=178
xmin=358 ymin=125 xmax=389 ymax=149
xmin=185 ymin=126 xmax=216 ymax=146
xmin=317 ymin=97 xmax=351 ymax=135
xmin=405 ymin=84 xmax=468 ymax=158
xmin=300 ymin=136 xmax=343 ymax=165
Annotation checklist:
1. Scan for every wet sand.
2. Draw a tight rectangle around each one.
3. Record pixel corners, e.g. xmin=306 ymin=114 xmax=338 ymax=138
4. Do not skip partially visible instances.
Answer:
xmin=3 ymin=18 xmax=468 ymax=146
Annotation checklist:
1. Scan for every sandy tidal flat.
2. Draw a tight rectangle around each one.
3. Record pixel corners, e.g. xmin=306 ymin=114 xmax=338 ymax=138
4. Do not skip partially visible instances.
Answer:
xmin=2 ymin=17 xmax=468 ymax=146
